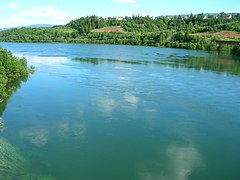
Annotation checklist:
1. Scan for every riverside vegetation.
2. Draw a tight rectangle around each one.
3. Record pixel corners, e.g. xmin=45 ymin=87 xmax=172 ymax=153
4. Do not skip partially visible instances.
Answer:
xmin=0 ymin=12 xmax=239 ymax=55
xmin=0 ymin=47 xmax=34 ymax=116
xmin=0 ymin=48 xmax=39 ymax=179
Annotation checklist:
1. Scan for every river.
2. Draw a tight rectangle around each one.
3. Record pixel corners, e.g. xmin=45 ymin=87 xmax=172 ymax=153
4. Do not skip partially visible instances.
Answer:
xmin=0 ymin=42 xmax=240 ymax=180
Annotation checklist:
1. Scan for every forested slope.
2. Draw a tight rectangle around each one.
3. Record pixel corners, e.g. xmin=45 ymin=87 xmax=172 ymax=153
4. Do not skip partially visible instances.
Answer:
xmin=0 ymin=12 xmax=239 ymax=53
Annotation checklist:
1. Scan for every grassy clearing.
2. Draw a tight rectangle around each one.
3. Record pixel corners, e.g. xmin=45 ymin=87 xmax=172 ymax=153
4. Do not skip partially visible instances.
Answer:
xmin=91 ymin=26 xmax=125 ymax=33
xmin=198 ymin=31 xmax=240 ymax=41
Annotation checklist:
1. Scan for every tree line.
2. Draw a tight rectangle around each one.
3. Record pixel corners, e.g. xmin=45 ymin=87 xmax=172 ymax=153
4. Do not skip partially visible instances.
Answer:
xmin=0 ymin=12 xmax=239 ymax=55
xmin=66 ymin=12 xmax=240 ymax=33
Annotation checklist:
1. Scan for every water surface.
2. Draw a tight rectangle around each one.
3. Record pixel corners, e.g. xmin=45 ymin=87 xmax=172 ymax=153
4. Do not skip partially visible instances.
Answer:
xmin=0 ymin=43 xmax=240 ymax=180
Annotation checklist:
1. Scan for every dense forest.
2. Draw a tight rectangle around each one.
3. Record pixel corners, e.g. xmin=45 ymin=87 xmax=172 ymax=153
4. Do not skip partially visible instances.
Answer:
xmin=0 ymin=12 xmax=239 ymax=54
xmin=0 ymin=47 xmax=33 ymax=115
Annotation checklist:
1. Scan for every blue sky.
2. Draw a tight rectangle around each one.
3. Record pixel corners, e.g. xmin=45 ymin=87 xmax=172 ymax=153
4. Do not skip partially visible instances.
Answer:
xmin=0 ymin=0 xmax=239 ymax=28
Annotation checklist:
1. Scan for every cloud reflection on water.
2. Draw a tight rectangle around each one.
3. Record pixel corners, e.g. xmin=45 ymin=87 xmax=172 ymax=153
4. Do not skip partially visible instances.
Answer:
xmin=19 ymin=127 xmax=49 ymax=147
xmin=56 ymin=118 xmax=86 ymax=141
xmin=19 ymin=117 xmax=86 ymax=147
xmin=124 ymin=94 xmax=139 ymax=105
xmin=139 ymin=145 xmax=204 ymax=180
xmin=93 ymin=96 xmax=117 ymax=114
xmin=30 ymin=56 xmax=68 ymax=66
xmin=57 ymin=120 xmax=70 ymax=136
xmin=166 ymin=145 xmax=204 ymax=180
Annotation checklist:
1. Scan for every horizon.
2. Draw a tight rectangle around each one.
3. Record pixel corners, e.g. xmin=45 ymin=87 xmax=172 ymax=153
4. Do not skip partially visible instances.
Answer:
xmin=0 ymin=0 xmax=240 ymax=28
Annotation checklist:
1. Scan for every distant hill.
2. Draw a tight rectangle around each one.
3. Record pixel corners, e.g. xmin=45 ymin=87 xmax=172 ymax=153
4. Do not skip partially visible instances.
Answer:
xmin=29 ymin=24 xmax=54 ymax=28
xmin=0 ymin=24 xmax=54 ymax=30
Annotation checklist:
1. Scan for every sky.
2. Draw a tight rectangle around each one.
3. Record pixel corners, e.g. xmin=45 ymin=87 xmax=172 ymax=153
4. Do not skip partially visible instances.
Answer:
xmin=0 ymin=0 xmax=239 ymax=28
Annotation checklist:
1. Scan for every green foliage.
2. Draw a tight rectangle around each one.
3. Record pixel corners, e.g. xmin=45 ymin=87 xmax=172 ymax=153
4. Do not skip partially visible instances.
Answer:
xmin=0 ymin=26 xmax=77 ymax=42
xmin=0 ymin=13 xmax=240 ymax=54
xmin=0 ymin=47 xmax=31 ymax=101
xmin=66 ymin=15 xmax=110 ymax=34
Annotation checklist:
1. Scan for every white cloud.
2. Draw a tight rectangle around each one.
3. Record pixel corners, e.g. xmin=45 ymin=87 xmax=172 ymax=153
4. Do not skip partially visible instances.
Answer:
xmin=12 ymin=6 xmax=71 ymax=22
xmin=112 ymin=0 xmax=136 ymax=4
xmin=1 ymin=6 xmax=72 ymax=28
xmin=5 ymin=2 xmax=20 ymax=9
xmin=237 ymin=6 xmax=240 ymax=10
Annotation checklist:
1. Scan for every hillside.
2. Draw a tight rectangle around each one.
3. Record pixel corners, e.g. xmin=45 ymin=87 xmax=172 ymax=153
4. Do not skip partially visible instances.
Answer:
xmin=0 ymin=12 xmax=239 ymax=54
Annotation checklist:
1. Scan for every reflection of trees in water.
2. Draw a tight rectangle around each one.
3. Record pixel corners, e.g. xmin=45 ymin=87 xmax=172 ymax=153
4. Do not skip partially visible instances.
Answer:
xmin=0 ymin=76 xmax=28 ymax=133
xmin=0 ymin=47 xmax=32 ymax=117
xmin=0 ymin=75 xmax=28 ymax=117
xmin=166 ymin=54 xmax=240 ymax=76
xmin=72 ymin=54 xmax=240 ymax=76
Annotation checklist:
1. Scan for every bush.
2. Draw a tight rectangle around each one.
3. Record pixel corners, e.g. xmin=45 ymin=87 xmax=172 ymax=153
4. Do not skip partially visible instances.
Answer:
xmin=0 ymin=47 xmax=31 ymax=100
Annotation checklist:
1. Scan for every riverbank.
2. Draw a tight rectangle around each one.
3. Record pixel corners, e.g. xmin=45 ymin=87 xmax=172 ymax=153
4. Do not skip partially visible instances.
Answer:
xmin=0 ymin=47 xmax=34 ymax=115
xmin=0 ymin=13 xmax=239 ymax=55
